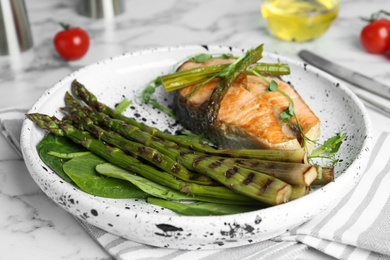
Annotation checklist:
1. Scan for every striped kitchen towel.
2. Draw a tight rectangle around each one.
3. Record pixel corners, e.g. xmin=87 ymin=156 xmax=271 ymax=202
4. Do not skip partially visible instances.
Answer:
xmin=1 ymin=107 xmax=389 ymax=260
xmin=277 ymin=131 xmax=390 ymax=259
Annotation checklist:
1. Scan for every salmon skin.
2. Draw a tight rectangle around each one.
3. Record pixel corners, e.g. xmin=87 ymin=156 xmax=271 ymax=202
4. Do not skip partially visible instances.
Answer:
xmin=173 ymin=58 xmax=321 ymax=151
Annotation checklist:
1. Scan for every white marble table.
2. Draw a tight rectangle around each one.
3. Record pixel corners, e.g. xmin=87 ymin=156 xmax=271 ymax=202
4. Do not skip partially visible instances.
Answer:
xmin=1 ymin=0 xmax=389 ymax=259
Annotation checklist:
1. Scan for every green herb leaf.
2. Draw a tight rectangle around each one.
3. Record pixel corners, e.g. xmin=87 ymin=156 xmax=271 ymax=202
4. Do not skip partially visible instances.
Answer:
xmin=115 ymin=98 xmax=132 ymax=114
xmin=267 ymin=80 xmax=278 ymax=92
xmin=309 ymin=132 xmax=347 ymax=167
xmin=329 ymin=140 xmax=343 ymax=154
xmin=154 ymin=76 xmax=162 ymax=86
xmin=323 ymin=135 xmax=341 ymax=148
xmin=190 ymin=53 xmax=213 ymax=63
xmin=279 ymin=104 xmax=294 ymax=120
xmin=312 ymin=132 xmax=346 ymax=156
xmin=221 ymin=53 xmax=234 ymax=59
xmin=140 ymin=76 xmax=176 ymax=119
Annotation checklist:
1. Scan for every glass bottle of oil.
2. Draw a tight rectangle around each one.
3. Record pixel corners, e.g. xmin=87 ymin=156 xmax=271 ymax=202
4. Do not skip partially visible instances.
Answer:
xmin=261 ymin=0 xmax=340 ymax=42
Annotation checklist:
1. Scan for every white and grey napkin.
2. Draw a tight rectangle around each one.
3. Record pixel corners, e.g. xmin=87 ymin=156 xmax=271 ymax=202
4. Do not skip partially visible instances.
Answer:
xmin=1 ymin=107 xmax=389 ymax=260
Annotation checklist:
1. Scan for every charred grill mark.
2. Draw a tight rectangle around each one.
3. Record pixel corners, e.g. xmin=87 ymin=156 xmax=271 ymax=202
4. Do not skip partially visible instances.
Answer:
xmin=105 ymin=145 xmax=116 ymax=154
xmin=105 ymin=127 xmax=116 ymax=135
xmin=217 ymin=151 xmax=230 ymax=157
xmin=234 ymin=159 xmax=243 ymax=164
xmin=209 ymin=161 xmax=222 ymax=169
xmin=119 ymin=140 xmax=127 ymax=148
xmin=243 ymin=173 xmax=255 ymax=185
xmin=268 ymin=163 xmax=278 ymax=169
xmin=91 ymin=127 xmax=103 ymax=139
xmin=164 ymin=144 xmax=180 ymax=150
xmin=137 ymin=146 xmax=162 ymax=163
xmin=96 ymin=103 xmax=105 ymax=112
xmin=259 ymin=179 xmax=273 ymax=193
xmin=102 ymin=118 xmax=111 ymax=126
xmin=225 ymin=166 xmax=238 ymax=178
xmin=193 ymin=155 xmax=210 ymax=167
xmin=171 ymin=164 xmax=180 ymax=173
xmin=189 ymin=174 xmax=200 ymax=180
xmin=250 ymin=162 xmax=260 ymax=168
xmin=180 ymin=151 xmax=195 ymax=157
xmin=151 ymin=137 xmax=163 ymax=143
xmin=152 ymin=153 xmax=162 ymax=163
xmin=137 ymin=146 xmax=146 ymax=154
xmin=69 ymin=114 xmax=80 ymax=122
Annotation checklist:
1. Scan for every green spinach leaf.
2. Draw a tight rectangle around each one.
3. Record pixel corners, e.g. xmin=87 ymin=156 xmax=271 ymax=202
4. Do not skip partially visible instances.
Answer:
xmin=37 ymin=133 xmax=85 ymax=183
xmin=63 ymin=154 xmax=148 ymax=199
xmin=147 ymin=197 xmax=261 ymax=216
xmin=96 ymin=163 xmax=193 ymax=200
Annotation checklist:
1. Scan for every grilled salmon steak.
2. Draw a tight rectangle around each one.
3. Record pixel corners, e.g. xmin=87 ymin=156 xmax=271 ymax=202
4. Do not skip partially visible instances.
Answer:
xmin=173 ymin=58 xmax=321 ymax=151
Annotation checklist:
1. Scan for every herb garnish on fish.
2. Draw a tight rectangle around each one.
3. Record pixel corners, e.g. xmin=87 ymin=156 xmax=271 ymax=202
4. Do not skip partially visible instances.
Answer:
xmin=250 ymin=69 xmax=346 ymax=166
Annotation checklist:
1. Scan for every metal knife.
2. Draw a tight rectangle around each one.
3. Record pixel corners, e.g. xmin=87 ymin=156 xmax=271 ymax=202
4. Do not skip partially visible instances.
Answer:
xmin=298 ymin=50 xmax=390 ymax=100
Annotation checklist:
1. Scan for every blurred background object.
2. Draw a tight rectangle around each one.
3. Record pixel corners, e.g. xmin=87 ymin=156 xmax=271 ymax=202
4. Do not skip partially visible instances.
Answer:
xmin=78 ymin=0 xmax=125 ymax=19
xmin=261 ymin=0 xmax=340 ymax=42
xmin=0 ymin=0 xmax=33 ymax=55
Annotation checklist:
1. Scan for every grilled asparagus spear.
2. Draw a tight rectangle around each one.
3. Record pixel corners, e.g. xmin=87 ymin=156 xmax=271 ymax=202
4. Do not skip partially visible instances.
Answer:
xmin=61 ymin=105 xmax=293 ymax=205
xmin=26 ymin=113 xmax=258 ymax=202
xmin=71 ymin=79 xmax=307 ymax=163
xmin=63 ymin=100 xmax=218 ymax=186
xmin=221 ymin=158 xmax=318 ymax=186
xmin=161 ymin=62 xmax=291 ymax=92
xmin=29 ymin=111 xmax=292 ymax=205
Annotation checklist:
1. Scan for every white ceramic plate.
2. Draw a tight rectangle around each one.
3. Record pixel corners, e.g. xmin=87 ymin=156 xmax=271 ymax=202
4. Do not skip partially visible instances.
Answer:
xmin=21 ymin=45 xmax=372 ymax=250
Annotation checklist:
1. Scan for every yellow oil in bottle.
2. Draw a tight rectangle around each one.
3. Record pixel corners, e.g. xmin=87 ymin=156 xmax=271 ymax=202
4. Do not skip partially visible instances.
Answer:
xmin=261 ymin=0 xmax=340 ymax=42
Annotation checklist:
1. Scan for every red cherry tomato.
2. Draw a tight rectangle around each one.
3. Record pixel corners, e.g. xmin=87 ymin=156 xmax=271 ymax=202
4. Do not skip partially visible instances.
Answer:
xmin=360 ymin=18 xmax=390 ymax=54
xmin=54 ymin=23 xmax=90 ymax=60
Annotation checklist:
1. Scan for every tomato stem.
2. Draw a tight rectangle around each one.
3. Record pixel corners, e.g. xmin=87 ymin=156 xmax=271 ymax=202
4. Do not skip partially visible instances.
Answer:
xmin=361 ymin=10 xmax=390 ymax=23
xmin=59 ymin=22 xmax=71 ymax=30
